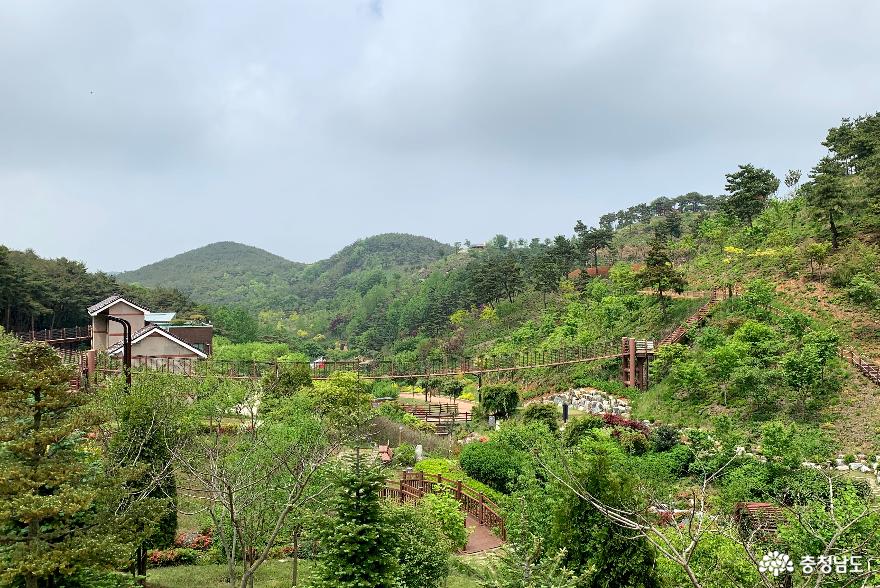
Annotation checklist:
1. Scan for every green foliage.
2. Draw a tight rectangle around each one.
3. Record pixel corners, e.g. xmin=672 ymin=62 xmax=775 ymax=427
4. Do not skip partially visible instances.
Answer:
xmin=651 ymin=424 xmax=680 ymax=452
xmin=551 ymin=447 xmax=660 ymax=588
xmin=0 ymin=342 xmax=146 ymax=586
xmin=846 ymin=273 xmax=880 ymax=307
xmin=384 ymin=504 xmax=451 ymax=588
xmin=638 ymin=237 xmax=685 ymax=299
xmin=420 ymin=492 xmax=470 ymax=551
xmin=520 ymin=402 xmax=561 ymax=433
xmin=478 ymin=384 xmax=520 ymax=419
xmin=459 ymin=441 xmax=526 ymax=494
xmin=258 ymin=362 xmax=313 ymax=415
xmin=562 ymin=415 xmax=604 ymax=447
xmin=723 ymin=163 xmax=780 ymax=226
xmin=393 ymin=443 xmax=416 ymax=468
xmin=481 ymin=533 xmax=580 ymax=588
xmin=311 ymin=461 xmax=398 ymax=588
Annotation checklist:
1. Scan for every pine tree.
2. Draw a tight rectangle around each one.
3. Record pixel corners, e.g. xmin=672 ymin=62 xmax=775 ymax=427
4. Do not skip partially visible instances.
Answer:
xmin=804 ymin=156 xmax=853 ymax=249
xmin=311 ymin=457 xmax=398 ymax=588
xmin=638 ymin=238 xmax=685 ymax=301
xmin=723 ymin=164 xmax=780 ymax=226
xmin=0 ymin=341 xmax=134 ymax=587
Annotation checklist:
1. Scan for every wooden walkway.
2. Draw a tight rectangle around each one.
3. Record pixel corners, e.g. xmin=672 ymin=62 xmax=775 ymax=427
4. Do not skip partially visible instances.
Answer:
xmin=380 ymin=471 xmax=506 ymax=542
xmin=658 ymin=288 xmax=724 ymax=346
xmin=840 ymin=348 xmax=880 ymax=386
xmin=13 ymin=326 xmax=92 ymax=345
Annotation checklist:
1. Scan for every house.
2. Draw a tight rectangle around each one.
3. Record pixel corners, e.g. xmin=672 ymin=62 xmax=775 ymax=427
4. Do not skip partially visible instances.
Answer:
xmin=88 ymin=295 xmax=212 ymax=363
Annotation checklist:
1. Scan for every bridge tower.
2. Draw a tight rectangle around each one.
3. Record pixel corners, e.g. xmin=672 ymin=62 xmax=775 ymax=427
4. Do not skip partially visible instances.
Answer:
xmin=620 ymin=337 xmax=653 ymax=390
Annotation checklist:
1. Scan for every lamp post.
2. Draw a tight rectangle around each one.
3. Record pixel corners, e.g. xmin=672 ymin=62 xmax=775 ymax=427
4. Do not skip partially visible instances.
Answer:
xmin=107 ymin=316 xmax=132 ymax=390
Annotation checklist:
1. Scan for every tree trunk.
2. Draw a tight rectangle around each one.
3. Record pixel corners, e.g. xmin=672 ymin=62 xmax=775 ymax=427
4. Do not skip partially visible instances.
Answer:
xmin=593 ymin=249 xmax=599 ymax=272
xmin=291 ymin=529 xmax=300 ymax=586
xmin=829 ymin=210 xmax=839 ymax=250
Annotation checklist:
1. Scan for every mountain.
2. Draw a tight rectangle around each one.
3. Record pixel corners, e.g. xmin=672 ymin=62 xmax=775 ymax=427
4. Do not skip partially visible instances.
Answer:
xmin=116 ymin=235 xmax=454 ymax=310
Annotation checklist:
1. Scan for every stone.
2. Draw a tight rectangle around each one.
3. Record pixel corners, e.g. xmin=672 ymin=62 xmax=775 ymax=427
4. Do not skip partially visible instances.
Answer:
xmin=415 ymin=445 xmax=423 ymax=462
xmin=837 ymin=465 xmax=851 ymax=471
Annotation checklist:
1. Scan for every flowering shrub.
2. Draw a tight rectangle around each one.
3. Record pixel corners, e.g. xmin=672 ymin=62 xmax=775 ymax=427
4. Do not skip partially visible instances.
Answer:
xmin=601 ymin=413 xmax=650 ymax=434
xmin=174 ymin=530 xmax=213 ymax=550
xmin=147 ymin=548 xmax=199 ymax=567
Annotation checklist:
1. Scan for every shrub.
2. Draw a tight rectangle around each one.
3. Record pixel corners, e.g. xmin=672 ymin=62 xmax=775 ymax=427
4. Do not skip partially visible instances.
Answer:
xmin=394 ymin=443 xmax=416 ymax=468
xmin=385 ymin=504 xmax=451 ymax=588
xmin=146 ymin=548 xmax=199 ymax=567
xmin=440 ymin=379 xmax=466 ymax=398
xmin=520 ymin=403 xmax=561 ymax=433
xmin=563 ymin=415 xmax=604 ymax=447
xmin=651 ymin=343 xmax=689 ymax=379
xmin=614 ymin=429 xmax=650 ymax=455
xmin=421 ymin=492 xmax=469 ymax=551
xmin=459 ymin=441 xmax=525 ymax=493
xmin=651 ymin=425 xmax=681 ymax=452
xmin=601 ymin=413 xmax=650 ymax=434
xmin=846 ymin=274 xmax=880 ymax=306
xmin=479 ymin=384 xmax=520 ymax=418
xmin=174 ymin=530 xmax=213 ymax=550
xmin=459 ymin=391 xmax=475 ymax=402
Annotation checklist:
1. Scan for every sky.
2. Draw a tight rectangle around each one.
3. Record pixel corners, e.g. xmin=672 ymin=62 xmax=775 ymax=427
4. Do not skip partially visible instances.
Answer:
xmin=1 ymin=1 xmax=879 ymax=272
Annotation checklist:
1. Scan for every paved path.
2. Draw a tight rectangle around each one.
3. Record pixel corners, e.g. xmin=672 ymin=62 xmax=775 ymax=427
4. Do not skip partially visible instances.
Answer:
xmin=462 ymin=514 xmax=503 ymax=554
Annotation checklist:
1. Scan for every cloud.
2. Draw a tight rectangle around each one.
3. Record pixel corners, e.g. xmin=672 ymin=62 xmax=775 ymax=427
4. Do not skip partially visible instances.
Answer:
xmin=0 ymin=0 xmax=878 ymax=270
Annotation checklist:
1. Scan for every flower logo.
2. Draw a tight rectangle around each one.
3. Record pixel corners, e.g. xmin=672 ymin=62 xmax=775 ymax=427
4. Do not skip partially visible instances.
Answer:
xmin=759 ymin=551 xmax=794 ymax=577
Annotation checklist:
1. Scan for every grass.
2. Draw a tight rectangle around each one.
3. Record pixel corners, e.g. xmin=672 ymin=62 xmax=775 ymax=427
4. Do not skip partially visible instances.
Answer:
xmin=146 ymin=557 xmax=482 ymax=588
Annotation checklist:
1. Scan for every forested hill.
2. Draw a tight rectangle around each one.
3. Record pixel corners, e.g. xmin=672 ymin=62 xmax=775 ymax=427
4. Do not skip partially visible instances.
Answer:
xmin=116 ymin=234 xmax=455 ymax=310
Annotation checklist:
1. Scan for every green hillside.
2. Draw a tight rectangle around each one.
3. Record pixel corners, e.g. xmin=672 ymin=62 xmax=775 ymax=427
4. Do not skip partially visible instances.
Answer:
xmin=116 ymin=234 xmax=455 ymax=310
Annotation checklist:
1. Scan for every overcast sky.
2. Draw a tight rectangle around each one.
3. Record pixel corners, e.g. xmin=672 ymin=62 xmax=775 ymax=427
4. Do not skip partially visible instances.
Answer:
xmin=1 ymin=1 xmax=878 ymax=271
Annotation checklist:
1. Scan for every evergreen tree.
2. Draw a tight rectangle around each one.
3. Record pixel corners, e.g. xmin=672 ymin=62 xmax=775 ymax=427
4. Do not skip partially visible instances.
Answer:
xmin=804 ymin=156 xmax=852 ymax=249
xmin=311 ymin=458 xmax=398 ymax=588
xmin=574 ymin=223 xmax=613 ymax=271
xmin=638 ymin=238 xmax=685 ymax=301
xmin=723 ymin=164 xmax=780 ymax=226
xmin=0 ymin=341 xmax=140 ymax=587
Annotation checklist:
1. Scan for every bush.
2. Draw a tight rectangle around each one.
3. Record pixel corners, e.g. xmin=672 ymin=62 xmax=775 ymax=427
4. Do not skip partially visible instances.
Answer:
xmin=440 ymin=379 xmax=466 ymax=398
xmin=846 ymin=274 xmax=880 ymax=306
xmin=146 ymin=548 xmax=199 ymax=567
xmin=601 ymin=413 xmax=650 ymax=434
xmin=459 ymin=391 xmax=475 ymax=402
xmin=394 ymin=443 xmax=416 ymax=468
xmin=459 ymin=441 xmax=525 ymax=493
xmin=174 ymin=530 xmax=213 ymax=550
xmin=651 ymin=425 xmax=681 ymax=452
xmin=479 ymin=384 xmax=520 ymax=418
xmin=385 ymin=504 xmax=451 ymax=588
xmin=421 ymin=492 xmax=469 ymax=551
xmin=614 ymin=429 xmax=650 ymax=455
xmin=520 ymin=403 xmax=561 ymax=433
xmin=563 ymin=415 xmax=604 ymax=447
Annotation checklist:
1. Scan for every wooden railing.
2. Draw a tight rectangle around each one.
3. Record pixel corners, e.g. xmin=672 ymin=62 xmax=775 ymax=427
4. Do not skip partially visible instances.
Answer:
xmin=14 ymin=325 xmax=92 ymax=344
xmin=93 ymin=342 xmax=622 ymax=381
xmin=840 ymin=348 xmax=880 ymax=386
xmin=400 ymin=403 xmax=472 ymax=436
xmin=383 ymin=471 xmax=505 ymax=540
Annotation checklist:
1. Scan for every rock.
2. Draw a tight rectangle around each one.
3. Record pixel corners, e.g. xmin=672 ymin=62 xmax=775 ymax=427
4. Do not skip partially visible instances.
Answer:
xmin=415 ymin=445 xmax=423 ymax=462
xmin=850 ymin=462 xmax=864 ymax=471
xmin=735 ymin=446 xmax=746 ymax=456
xmin=861 ymin=465 xmax=872 ymax=473
xmin=837 ymin=465 xmax=851 ymax=471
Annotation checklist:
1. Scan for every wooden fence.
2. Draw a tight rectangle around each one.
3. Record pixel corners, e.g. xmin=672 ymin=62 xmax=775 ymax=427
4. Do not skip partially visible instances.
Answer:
xmin=381 ymin=471 xmax=505 ymax=540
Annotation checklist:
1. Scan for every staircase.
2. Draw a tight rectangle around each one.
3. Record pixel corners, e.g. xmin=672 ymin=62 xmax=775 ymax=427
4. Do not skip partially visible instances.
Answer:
xmin=658 ymin=288 xmax=723 ymax=347
xmin=841 ymin=348 xmax=880 ymax=386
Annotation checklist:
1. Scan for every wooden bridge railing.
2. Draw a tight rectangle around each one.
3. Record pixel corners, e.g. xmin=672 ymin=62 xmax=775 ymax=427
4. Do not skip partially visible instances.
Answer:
xmin=382 ymin=471 xmax=506 ymax=540
xmin=92 ymin=341 xmax=623 ymax=381
xmin=840 ymin=348 xmax=880 ymax=386
xmin=14 ymin=325 xmax=92 ymax=344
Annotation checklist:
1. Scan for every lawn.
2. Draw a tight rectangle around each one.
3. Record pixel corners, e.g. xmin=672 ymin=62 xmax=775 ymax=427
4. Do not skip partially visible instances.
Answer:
xmin=146 ymin=558 xmax=482 ymax=587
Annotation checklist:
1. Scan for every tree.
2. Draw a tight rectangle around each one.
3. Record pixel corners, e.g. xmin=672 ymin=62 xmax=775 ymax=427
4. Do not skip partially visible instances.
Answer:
xmin=311 ymin=458 xmax=398 ymax=588
xmin=804 ymin=157 xmax=852 ymax=249
xmin=723 ymin=164 xmax=780 ymax=226
xmin=481 ymin=533 xmax=580 ymax=588
xmin=574 ymin=222 xmax=613 ymax=271
xmin=551 ymin=447 xmax=660 ymax=588
xmin=521 ymin=403 xmax=561 ymax=433
xmin=638 ymin=238 xmax=685 ymax=302
xmin=0 ymin=341 xmax=148 ymax=587
xmin=479 ymin=383 xmax=520 ymax=418
xmin=803 ymin=242 xmax=831 ymax=280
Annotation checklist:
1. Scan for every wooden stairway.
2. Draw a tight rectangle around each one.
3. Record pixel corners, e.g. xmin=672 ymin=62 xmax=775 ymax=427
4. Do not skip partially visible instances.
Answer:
xmin=658 ymin=288 xmax=723 ymax=347
xmin=840 ymin=348 xmax=880 ymax=386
